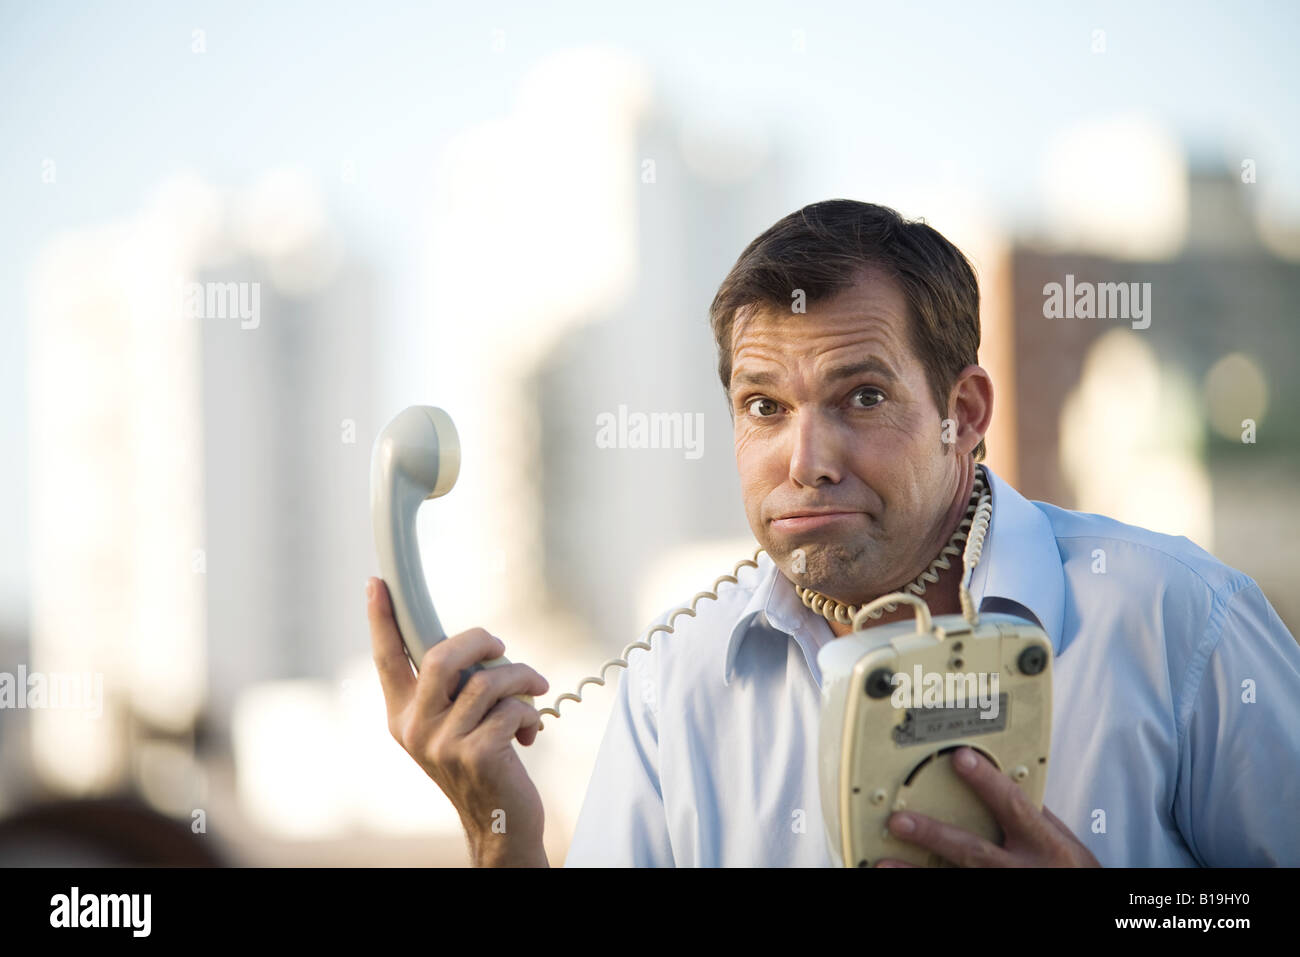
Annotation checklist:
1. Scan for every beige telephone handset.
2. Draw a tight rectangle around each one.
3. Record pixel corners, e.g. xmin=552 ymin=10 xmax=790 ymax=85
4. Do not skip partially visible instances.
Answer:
xmin=370 ymin=406 xmax=530 ymax=705
xmin=371 ymin=406 xmax=1053 ymax=866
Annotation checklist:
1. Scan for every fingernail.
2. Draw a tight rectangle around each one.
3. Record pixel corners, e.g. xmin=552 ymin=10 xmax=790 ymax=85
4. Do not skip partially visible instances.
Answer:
xmin=956 ymin=748 xmax=976 ymax=771
xmin=892 ymin=814 xmax=915 ymax=834
xmin=364 ymin=580 xmax=374 ymax=601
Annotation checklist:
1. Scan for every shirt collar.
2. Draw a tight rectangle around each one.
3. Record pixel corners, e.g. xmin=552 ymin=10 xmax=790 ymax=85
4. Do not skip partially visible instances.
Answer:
xmin=722 ymin=551 xmax=831 ymax=687
xmin=721 ymin=466 xmax=1066 ymax=685
xmin=968 ymin=466 xmax=1066 ymax=654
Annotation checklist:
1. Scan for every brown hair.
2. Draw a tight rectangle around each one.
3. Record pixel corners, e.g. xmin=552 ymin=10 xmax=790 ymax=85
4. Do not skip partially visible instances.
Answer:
xmin=708 ymin=199 xmax=985 ymax=460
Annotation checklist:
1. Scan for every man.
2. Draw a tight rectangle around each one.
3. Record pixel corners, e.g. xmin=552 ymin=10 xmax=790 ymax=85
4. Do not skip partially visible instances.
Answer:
xmin=367 ymin=200 xmax=1300 ymax=867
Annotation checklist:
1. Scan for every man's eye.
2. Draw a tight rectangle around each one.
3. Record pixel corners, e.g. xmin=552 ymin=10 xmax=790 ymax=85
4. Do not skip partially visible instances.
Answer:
xmin=852 ymin=387 xmax=885 ymax=408
xmin=747 ymin=397 xmax=780 ymax=417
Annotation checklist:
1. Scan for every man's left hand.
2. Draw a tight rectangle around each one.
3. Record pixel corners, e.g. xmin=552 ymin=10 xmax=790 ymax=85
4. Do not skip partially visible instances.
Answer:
xmin=874 ymin=746 xmax=1102 ymax=867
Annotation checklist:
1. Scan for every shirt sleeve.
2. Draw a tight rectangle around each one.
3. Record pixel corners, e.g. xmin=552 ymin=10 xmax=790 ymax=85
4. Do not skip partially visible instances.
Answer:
xmin=1175 ymin=581 xmax=1300 ymax=866
xmin=562 ymin=622 xmax=675 ymax=867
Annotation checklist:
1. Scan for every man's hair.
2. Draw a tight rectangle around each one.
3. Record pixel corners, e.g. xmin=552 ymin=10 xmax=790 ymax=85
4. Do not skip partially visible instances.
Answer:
xmin=708 ymin=199 xmax=986 ymax=461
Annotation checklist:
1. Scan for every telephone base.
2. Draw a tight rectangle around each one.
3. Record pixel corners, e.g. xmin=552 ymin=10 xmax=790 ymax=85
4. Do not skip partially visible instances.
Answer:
xmin=817 ymin=611 xmax=1053 ymax=868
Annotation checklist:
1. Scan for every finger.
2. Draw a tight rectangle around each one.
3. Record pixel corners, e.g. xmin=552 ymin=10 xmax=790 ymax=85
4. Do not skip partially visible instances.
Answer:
xmin=466 ymin=695 xmax=542 ymax=750
xmin=367 ymin=578 xmax=416 ymax=718
xmin=949 ymin=747 xmax=1042 ymax=842
xmin=516 ymin=722 xmax=540 ymax=747
xmin=886 ymin=810 xmax=1012 ymax=868
xmin=873 ymin=858 xmax=918 ymax=868
xmin=442 ymin=661 xmax=549 ymax=739
xmin=410 ymin=629 xmax=513 ymax=720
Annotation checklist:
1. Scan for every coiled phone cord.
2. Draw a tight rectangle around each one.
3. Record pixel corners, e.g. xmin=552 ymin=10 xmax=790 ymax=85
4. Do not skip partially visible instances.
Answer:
xmin=958 ymin=477 xmax=994 ymax=624
xmin=536 ymin=467 xmax=994 ymax=727
xmin=536 ymin=547 xmax=765 ymax=726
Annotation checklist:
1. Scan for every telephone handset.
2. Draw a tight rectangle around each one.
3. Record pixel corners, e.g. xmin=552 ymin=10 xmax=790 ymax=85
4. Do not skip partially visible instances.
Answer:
xmin=370 ymin=406 xmax=530 ymax=705
xmin=369 ymin=405 xmax=751 ymax=718
xmin=371 ymin=406 xmax=1054 ymax=866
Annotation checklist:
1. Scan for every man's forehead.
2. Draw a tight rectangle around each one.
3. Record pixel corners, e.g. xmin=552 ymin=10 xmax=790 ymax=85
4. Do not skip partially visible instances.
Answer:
xmin=731 ymin=294 xmax=907 ymax=366
xmin=731 ymin=270 xmax=907 ymax=338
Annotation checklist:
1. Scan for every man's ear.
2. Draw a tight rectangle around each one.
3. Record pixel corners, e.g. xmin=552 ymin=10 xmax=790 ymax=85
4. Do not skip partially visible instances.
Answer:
xmin=946 ymin=365 xmax=993 ymax=456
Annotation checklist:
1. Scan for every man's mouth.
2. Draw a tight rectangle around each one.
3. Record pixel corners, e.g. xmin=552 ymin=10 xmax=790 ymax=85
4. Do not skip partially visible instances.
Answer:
xmin=771 ymin=511 xmax=862 ymax=533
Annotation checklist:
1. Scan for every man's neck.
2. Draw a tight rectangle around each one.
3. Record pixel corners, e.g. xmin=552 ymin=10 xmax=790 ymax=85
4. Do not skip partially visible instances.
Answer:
xmin=823 ymin=462 xmax=978 ymax=638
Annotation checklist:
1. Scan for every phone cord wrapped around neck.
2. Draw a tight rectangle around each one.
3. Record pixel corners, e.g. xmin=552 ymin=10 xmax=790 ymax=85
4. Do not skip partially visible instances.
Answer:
xmin=846 ymin=467 xmax=994 ymax=632
xmin=536 ymin=547 xmax=764 ymax=728
xmin=958 ymin=473 xmax=993 ymax=625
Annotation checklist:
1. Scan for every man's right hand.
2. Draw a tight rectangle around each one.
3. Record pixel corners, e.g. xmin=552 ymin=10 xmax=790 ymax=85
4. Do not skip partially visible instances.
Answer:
xmin=366 ymin=577 xmax=551 ymax=867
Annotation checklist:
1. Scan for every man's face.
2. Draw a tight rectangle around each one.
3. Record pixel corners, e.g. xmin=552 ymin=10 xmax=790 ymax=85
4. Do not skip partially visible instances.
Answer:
xmin=729 ymin=267 xmax=965 ymax=603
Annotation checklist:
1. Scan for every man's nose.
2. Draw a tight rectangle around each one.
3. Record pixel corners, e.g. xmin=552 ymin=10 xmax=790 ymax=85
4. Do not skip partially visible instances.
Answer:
xmin=788 ymin=410 xmax=842 ymax=487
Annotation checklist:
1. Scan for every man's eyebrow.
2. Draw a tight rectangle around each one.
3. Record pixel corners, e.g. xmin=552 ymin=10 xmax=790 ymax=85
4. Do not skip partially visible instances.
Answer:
xmin=730 ymin=358 xmax=898 ymax=392
xmin=824 ymin=358 xmax=898 ymax=383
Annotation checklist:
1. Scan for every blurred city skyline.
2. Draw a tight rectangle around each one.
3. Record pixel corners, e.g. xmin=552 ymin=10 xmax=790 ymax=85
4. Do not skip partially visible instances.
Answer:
xmin=6 ymin=2 xmax=1300 ymax=619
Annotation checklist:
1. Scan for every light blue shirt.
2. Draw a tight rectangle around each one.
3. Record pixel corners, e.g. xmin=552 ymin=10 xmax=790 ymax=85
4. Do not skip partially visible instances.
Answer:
xmin=563 ymin=467 xmax=1300 ymax=867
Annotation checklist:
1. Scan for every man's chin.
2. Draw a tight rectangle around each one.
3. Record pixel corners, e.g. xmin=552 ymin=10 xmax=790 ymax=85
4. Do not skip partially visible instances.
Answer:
xmin=773 ymin=545 xmax=878 ymax=593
